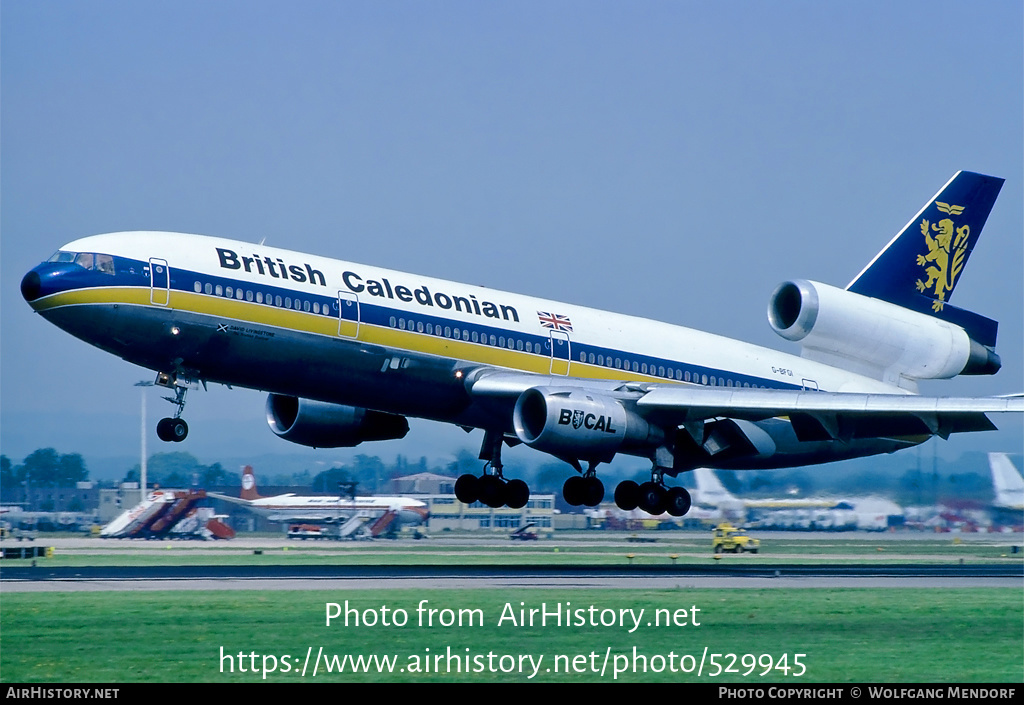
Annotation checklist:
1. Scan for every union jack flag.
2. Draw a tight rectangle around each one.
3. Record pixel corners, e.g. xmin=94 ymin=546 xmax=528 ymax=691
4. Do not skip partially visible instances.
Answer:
xmin=537 ymin=311 xmax=573 ymax=332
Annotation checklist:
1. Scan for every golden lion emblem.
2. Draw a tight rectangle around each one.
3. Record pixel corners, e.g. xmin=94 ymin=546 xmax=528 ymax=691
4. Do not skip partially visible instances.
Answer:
xmin=915 ymin=210 xmax=969 ymax=312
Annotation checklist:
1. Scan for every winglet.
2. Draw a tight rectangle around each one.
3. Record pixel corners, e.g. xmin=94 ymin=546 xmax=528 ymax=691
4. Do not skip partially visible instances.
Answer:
xmin=847 ymin=171 xmax=1003 ymax=346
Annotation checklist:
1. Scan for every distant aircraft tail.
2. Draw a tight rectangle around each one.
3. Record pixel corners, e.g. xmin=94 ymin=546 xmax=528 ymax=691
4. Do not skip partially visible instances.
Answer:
xmin=989 ymin=453 xmax=1024 ymax=510
xmin=241 ymin=465 xmax=262 ymax=500
xmin=693 ymin=468 xmax=738 ymax=505
xmin=846 ymin=171 xmax=1003 ymax=347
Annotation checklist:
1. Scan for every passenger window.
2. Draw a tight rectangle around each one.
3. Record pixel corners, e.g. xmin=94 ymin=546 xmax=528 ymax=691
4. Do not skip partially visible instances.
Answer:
xmin=193 ymin=282 xmax=202 ymax=293
xmin=215 ymin=285 xmax=223 ymax=297
xmin=205 ymin=283 xmax=213 ymax=295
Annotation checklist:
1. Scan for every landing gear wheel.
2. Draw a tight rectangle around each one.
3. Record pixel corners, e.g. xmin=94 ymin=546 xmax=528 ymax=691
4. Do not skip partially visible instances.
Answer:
xmin=637 ymin=482 xmax=667 ymax=515
xmin=157 ymin=417 xmax=188 ymax=442
xmin=665 ymin=486 xmax=692 ymax=517
xmin=563 ymin=475 xmax=585 ymax=506
xmin=505 ymin=479 xmax=530 ymax=509
xmin=581 ymin=477 xmax=605 ymax=507
xmin=478 ymin=474 xmax=505 ymax=508
xmin=169 ymin=418 xmax=188 ymax=442
xmin=156 ymin=417 xmax=175 ymax=442
xmin=454 ymin=474 xmax=479 ymax=504
xmin=614 ymin=480 xmax=640 ymax=511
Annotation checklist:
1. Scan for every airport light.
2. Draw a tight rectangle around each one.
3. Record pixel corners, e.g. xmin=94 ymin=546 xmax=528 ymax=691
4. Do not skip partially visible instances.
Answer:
xmin=134 ymin=380 xmax=154 ymax=496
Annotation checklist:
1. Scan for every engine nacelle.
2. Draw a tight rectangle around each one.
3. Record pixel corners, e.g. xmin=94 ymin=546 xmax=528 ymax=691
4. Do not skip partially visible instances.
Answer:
xmin=266 ymin=394 xmax=409 ymax=448
xmin=767 ymin=280 xmax=999 ymax=383
xmin=512 ymin=387 xmax=662 ymax=463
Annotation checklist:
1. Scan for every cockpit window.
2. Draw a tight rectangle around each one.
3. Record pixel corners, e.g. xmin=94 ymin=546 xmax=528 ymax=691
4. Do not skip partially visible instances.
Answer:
xmin=47 ymin=251 xmax=116 ymax=275
xmin=48 ymin=251 xmax=78 ymax=263
xmin=95 ymin=254 xmax=115 ymax=275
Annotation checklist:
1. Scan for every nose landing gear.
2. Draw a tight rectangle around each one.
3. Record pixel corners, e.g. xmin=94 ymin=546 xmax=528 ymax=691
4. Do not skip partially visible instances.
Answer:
xmin=155 ymin=373 xmax=191 ymax=443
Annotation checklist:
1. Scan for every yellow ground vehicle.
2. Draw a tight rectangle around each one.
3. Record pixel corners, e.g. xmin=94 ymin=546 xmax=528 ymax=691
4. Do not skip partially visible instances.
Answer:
xmin=712 ymin=523 xmax=760 ymax=554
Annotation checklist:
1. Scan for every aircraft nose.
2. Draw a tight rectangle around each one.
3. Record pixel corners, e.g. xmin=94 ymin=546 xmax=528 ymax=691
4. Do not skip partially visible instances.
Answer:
xmin=20 ymin=270 xmax=42 ymax=302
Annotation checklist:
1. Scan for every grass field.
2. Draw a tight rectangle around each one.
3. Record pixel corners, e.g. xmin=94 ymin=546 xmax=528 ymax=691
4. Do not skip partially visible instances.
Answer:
xmin=2 ymin=588 xmax=1021 ymax=683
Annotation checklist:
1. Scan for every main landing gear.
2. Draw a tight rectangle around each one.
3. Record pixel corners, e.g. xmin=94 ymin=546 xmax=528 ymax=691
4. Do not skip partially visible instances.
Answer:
xmin=562 ymin=462 xmax=605 ymax=508
xmin=454 ymin=431 xmax=530 ymax=509
xmin=155 ymin=373 xmax=190 ymax=443
xmin=613 ymin=467 xmax=692 ymax=517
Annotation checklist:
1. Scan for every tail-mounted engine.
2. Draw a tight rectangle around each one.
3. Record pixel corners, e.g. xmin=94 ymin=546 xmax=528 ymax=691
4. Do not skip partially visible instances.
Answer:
xmin=768 ymin=280 xmax=1000 ymax=387
xmin=512 ymin=387 xmax=663 ymax=463
xmin=266 ymin=394 xmax=409 ymax=448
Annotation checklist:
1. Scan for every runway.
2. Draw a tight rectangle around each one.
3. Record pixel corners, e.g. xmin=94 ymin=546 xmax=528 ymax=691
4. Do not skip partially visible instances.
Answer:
xmin=2 ymin=532 xmax=1020 ymax=591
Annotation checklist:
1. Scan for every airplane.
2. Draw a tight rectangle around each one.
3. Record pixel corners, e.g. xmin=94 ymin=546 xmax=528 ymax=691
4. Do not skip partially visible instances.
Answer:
xmin=210 ymin=466 xmax=429 ymax=532
xmin=988 ymin=452 xmax=1024 ymax=520
xmin=692 ymin=467 xmax=900 ymax=531
xmin=20 ymin=171 xmax=1023 ymax=518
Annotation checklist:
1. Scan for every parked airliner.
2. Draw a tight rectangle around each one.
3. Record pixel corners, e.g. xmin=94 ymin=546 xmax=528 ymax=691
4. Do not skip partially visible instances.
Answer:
xmin=21 ymin=171 xmax=1023 ymax=517
xmin=210 ymin=466 xmax=428 ymax=528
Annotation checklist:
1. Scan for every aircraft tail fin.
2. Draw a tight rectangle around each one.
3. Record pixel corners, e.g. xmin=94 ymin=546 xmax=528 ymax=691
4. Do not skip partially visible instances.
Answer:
xmin=989 ymin=453 xmax=1024 ymax=509
xmin=846 ymin=171 xmax=1003 ymax=347
xmin=241 ymin=465 xmax=262 ymax=500
xmin=693 ymin=468 xmax=738 ymax=505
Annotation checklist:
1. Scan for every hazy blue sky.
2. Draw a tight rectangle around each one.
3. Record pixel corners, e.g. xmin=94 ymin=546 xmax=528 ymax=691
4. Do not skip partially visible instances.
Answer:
xmin=2 ymin=1 xmax=1021 ymax=477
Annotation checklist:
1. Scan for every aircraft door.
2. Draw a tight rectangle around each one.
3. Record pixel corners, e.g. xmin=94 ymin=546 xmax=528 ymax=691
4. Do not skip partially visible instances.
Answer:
xmin=149 ymin=258 xmax=170 ymax=306
xmin=337 ymin=291 xmax=360 ymax=338
xmin=548 ymin=331 xmax=571 ymax=376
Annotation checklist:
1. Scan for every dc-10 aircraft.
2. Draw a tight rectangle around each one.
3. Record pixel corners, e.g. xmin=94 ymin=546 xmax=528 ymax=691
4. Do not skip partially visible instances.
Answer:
xmin=20 ymin=171 xmax=1023 ymax=517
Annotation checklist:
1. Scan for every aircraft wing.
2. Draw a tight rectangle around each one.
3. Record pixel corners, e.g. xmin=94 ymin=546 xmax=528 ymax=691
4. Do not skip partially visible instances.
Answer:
xmin=466 ymin=369 xmax=1023 ymax=441
xmin=634 ymin=386 xmax=1023 ymax=439
xmin=207 ymin=493 xmax=256 ymax=507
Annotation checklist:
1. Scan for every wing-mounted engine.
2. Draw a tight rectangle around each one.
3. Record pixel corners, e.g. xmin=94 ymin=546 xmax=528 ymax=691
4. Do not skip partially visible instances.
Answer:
xmin=512 ymin=387 xmax=664 ymax=464
xmin=768 ymin=280 xmax=1000 ymax=388
xmin=266 ymin=394 xmax=409 ymax=448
